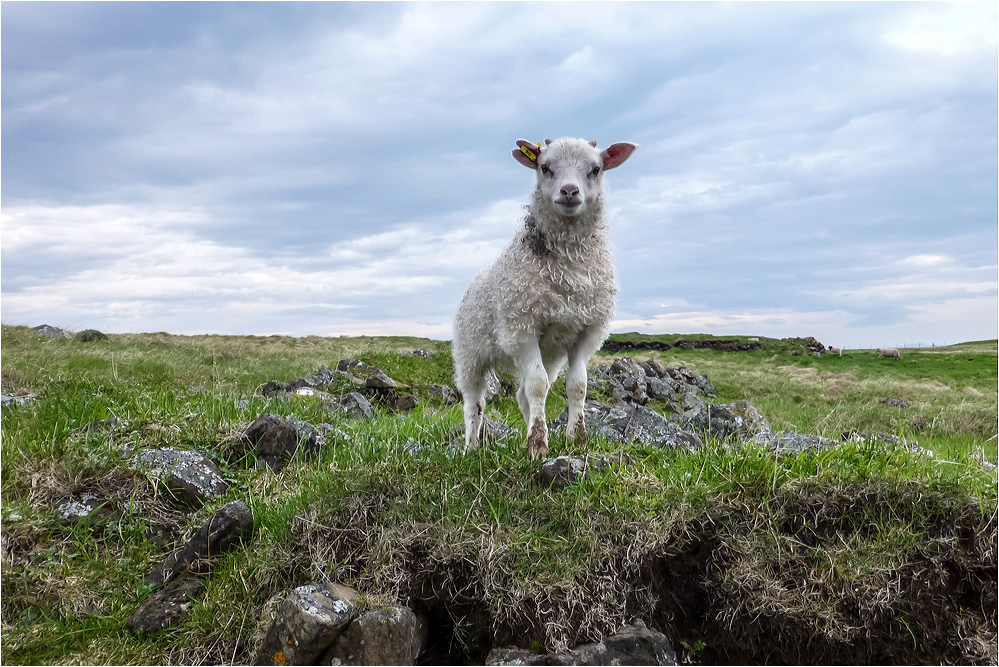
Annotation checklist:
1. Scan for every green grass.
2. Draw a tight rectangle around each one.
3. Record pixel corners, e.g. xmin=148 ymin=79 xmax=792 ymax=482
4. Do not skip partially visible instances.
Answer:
xmin=1 ymin=326 xmax=996 ymax=664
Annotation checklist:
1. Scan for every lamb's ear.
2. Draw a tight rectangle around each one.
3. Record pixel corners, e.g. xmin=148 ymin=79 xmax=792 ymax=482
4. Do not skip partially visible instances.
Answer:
xmin=513 ymin=139 xmax=541 ymax=169
xmin=601 ymin=142 xmax=638 ymax=170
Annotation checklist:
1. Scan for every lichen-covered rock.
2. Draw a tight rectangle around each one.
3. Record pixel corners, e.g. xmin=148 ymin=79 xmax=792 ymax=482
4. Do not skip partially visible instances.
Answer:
xmin=127 ymin=575 xmax=206 ymax=634
xmin=320 ymin=606 xmax=427 ymax=665
xmin=257 ymin=583 xmax=359 ymax=666
xmin=132 ymin=447 xmax=229 ymax=505
xmin=57 ymin=491 xmax=119 ymax=525
xmin=145 ymin=500 xmax=253 ymax=588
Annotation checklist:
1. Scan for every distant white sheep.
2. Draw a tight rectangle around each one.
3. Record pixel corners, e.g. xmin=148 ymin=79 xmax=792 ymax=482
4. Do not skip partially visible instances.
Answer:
xmin=829 ymin=346 xmax=842 ymax=356
xmin=877 ymin=348 xmax=901 ymax=359
xmin=452 ymin=137 xmax=638 ymax=459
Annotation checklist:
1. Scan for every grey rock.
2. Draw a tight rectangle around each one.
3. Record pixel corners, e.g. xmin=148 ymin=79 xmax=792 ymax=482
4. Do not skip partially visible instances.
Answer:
xmin=57 ymin=491 xmax=119 ymax=525
xmin=337 ymin=359 xmax=368 ymax=372
xmin=31 ymin=324 xmax=73 ymax=339
xmin=536 ymin=454 xmax=621 ymax=491
xmin=881 ymin=397 xmax=910 ymax=408
xmin=646 ymin=377 xmax=676 ymax=402
xmin=407 ymin=348 xmax=434 ymax=359
xmin=384 ymin=393 xmax=419 ymax=412
xmin=365 ymin=369 xmax=406 ymax=390
xmin=257 ymin=583 xmax=359 ymax=666
xmin=841 ymin=430 xmax=907 ymax=446
xmin=320 ymin=606 xmax=427 ymax=665
xmin=1 ymin=392 xmax=36 ymax=407
xmin=486 ymin=621 xmax=678 ymax=666
xmin=242 ymin=413 xmax=325 ymax=471
xmin=680 ymin=392 xmax=707 ymax=416
xmin=609 ymin=357 xmax=648 ymax=405
xmin=127 ymin=575 xmax=206 ymax=635
xmin=427 ymin=384 xmax=459 ymax=404
xmin=755 ymin=431 xmax=839 ymax=455
xmin=145 ymin=500 xmax=253 ymax=588
xmin=686 ymin=400 xmax=770 ymax=442
xmin=333 ymin=392 xmax=375 ymax=419
xmin=132 ymin=447 xmax=229 ymax=505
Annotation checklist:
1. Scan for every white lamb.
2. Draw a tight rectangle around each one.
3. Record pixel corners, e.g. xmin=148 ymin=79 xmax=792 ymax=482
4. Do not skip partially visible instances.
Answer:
xmin=877 ymin=348 xmax=901 ymax=359
xmin=452 ymin=137 xmax=638 ymax=460
xmin=829 ymin=346 xmax=842 ymax=356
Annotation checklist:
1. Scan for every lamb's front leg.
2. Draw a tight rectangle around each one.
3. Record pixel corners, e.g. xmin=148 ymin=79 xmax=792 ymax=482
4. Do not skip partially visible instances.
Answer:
xmin=517 ymin=338 xmax=550 ymax=460
xmin=565 ymin=326 xmax=601 ymax=445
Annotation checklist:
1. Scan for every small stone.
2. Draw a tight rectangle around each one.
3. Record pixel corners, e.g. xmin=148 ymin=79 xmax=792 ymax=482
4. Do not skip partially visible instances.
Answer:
xmin=127 ymin=575 xmax=206 ymax=634
xmin=536 ymin=454 xmax=620 ymax=491
xmin=145 ymin=500 xmax=253 ymax=588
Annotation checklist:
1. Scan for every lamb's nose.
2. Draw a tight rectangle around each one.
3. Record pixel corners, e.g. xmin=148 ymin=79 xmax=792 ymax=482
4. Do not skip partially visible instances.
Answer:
xmin=560 ymin=184 xmax=579 ymax=198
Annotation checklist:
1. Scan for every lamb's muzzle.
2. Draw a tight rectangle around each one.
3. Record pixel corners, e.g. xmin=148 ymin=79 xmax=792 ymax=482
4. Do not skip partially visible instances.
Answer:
xmin=452 ymin=137 xmax=638 ymax=460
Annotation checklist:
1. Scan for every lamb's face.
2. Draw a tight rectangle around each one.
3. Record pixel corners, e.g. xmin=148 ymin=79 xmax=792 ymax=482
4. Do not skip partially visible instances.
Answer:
xmin=535 ymin=139 xmax=604 ymax=217
xmin=512 ymin=137 xmax=638 ymax=218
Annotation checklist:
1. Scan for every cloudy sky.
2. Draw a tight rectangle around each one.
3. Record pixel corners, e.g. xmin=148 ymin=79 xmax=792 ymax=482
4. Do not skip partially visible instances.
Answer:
xmin=2 ymin=2 xmax=996 ymax=349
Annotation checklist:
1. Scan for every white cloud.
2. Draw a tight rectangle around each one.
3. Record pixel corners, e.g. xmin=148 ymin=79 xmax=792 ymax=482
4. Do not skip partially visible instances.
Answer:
xmin=883 ymin=3 xmax=998 ymax=56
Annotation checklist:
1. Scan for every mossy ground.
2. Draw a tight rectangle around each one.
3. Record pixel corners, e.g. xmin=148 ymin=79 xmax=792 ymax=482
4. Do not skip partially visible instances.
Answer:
xmin=1 ymin=326 xmax=996 ymax=664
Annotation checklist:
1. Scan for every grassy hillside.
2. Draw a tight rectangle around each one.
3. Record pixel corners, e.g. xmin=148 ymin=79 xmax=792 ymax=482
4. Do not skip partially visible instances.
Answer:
xmin=1 ymin=326 xmax=996 ymax=664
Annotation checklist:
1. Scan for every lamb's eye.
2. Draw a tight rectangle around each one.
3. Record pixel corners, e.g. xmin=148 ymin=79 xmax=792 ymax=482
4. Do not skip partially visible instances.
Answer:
xmin=540 ymin=164 xmax=550 ymax=174
xmin=590 ymin=166 xmax=601 ymax=177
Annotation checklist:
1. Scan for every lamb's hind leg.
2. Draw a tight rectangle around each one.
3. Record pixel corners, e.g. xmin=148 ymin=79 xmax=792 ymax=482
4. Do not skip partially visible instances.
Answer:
xmin=517 ymin=338 xmax=550 ymax=460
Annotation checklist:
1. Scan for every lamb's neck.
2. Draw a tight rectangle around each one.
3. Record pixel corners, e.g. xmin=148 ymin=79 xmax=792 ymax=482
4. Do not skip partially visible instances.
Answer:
xmin=525 ymin=190 xmax=609 ymax=257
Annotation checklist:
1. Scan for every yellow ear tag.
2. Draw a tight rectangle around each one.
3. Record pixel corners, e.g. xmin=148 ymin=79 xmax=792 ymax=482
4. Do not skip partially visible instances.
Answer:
xmin=520 ymin=144 xmax=538 ymax=162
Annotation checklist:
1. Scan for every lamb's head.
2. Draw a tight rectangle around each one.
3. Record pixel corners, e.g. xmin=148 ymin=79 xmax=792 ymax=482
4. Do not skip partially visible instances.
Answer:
xmin=513 ymin=137 xmax=637 ymax=218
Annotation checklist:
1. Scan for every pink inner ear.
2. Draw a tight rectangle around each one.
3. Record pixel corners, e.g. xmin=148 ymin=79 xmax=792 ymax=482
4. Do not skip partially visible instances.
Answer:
xmin=602 ymin=142 xmax=638 ymax=170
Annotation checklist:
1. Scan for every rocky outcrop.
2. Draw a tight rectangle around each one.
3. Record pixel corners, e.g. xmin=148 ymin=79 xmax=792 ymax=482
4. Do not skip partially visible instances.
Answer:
xmin=552 ymin=402 xmax=702 ymax=451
